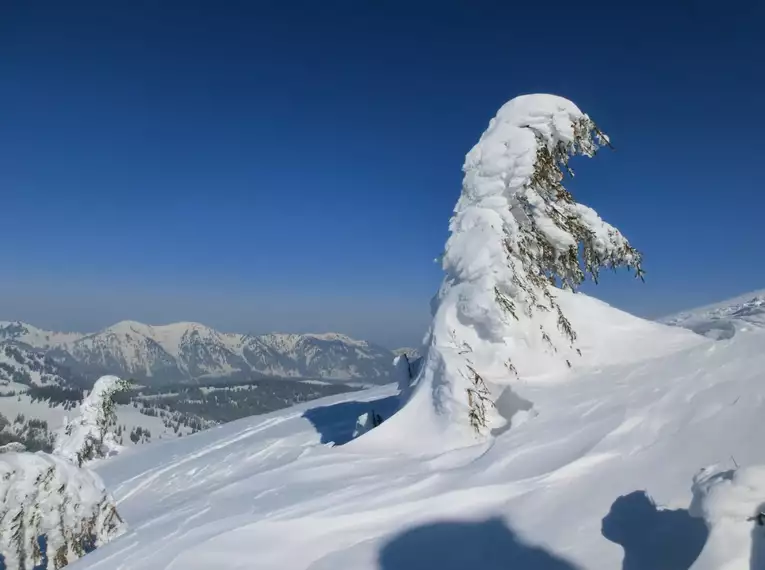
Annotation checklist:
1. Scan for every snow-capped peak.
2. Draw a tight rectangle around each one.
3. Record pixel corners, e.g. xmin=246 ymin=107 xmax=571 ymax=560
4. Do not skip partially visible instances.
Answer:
xmin=0 ymin=321 xmax=82 ymax=349
xmin=304 ymin=332 xmax=368 ymax=346
xmin=0 ymin=320 xmax=397 ymax=383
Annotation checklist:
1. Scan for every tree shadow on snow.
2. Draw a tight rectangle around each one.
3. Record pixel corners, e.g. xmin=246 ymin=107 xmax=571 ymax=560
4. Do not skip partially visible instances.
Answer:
xmin=750 ymin=502 xmax=765 ymax=569
xmin=301 ymin=396 xmax=399 ymax=446
xmin=491 ymin=387 xmax=534 ymax=437
xmin=378 ymin=516 xmax=580 ymax=570
xmin=601 ymin=491 xmax=707 ymax=570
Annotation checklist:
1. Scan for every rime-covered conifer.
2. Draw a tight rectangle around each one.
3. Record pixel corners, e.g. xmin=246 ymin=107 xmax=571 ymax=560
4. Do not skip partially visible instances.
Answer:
xmin=406 ymin=94 xmax=643 ymax=436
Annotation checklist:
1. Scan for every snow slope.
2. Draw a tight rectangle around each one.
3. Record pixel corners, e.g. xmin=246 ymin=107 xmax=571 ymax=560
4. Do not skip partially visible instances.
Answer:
xmin=661 ymin=288 xmax=765 ymax=339
xmin=68 ymin=296 xmax=765 ymax=570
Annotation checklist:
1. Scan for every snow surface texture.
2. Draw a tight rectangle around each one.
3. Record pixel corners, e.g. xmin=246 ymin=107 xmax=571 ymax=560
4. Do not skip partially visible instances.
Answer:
xmin=63 ymin=293 xmax=765 ymax=570
xmin=662 ymin=289 xmax=765 ymax=340
xmin=390 ymin=94 xmax=641 ymax=442
xmin=0 ymin=452 xmax=124 ymax=570
xmin=688 ymin=465 xmax=765 ymax=570
xmin=54 ymin=376 xmax=130 ymax=467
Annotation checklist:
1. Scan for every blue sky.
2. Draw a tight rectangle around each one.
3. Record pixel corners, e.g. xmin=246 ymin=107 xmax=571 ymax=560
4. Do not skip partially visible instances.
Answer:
xmin=1 ymin=0 xmax=762 ymax=347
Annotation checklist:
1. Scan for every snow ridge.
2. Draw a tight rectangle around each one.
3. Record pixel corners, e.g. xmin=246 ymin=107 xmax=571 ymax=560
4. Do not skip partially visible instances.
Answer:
xmin=661 ymin=288 xmax=765 ymax=339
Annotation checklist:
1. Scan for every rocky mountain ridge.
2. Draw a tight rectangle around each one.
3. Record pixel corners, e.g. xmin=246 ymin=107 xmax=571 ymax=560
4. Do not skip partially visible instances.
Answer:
xmin=0 ymin=320 xmax=398 ymax=385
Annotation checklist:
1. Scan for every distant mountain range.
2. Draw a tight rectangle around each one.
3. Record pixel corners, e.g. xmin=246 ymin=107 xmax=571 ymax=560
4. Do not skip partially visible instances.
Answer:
xmin=0 ymin=320 xmax=401 ymax=385
xmin=660 ymin=288 xmax=765 ymax=339
xmin=0 ymin=342 xmax=81 ymax=391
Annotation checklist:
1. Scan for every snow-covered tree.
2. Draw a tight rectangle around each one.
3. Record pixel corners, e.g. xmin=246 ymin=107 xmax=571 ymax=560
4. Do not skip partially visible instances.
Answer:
xmin=53 ymin=375 xmax=131 ymax=467
xmin=0 ymin=451 xmax=125 ymax=570
xmin=352 ymin=410 xmax=383 ymax=439
xmin=404 ymin=94 xmax=643 ymax=438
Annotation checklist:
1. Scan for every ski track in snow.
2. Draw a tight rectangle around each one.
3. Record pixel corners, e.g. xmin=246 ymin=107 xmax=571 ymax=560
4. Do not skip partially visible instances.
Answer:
xmin=68 ymin=320 xmax=765 ymax=570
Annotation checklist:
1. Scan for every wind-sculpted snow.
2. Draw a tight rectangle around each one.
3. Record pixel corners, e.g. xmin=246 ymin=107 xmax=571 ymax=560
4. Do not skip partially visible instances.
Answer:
xmin=67 ymin=312 xmax=765 ymax=570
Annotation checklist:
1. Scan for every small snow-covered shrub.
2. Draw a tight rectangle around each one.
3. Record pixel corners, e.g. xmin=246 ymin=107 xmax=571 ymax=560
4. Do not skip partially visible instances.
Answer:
xmin=394 ymin=354 xmax=413 ymax=402
xmin=0 ymin=451 xmax=125 ymax=570
xmin=0 ymin=442 xmax=26 ymax=454
xmin=53 ymin=375 xmax=131 ymax=467
xmin=688 ymin=464 xmax=765 ymax=570
xmin=353 ymin=410 xmax=383 ymax=439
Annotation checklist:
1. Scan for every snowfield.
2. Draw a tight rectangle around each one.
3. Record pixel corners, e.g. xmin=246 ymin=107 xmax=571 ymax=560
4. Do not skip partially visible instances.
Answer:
xmin=66 ymin=294 xmax=765 ymax=570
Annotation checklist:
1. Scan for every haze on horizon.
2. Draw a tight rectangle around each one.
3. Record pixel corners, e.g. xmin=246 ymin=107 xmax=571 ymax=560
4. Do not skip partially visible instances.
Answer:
xmin=2 ymin=0 xmax=762 ymax=348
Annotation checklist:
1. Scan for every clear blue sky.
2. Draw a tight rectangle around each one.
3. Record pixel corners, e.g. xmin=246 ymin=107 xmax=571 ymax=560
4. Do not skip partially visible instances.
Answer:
xmin=2 ymin=0 xmax=762 ymax=348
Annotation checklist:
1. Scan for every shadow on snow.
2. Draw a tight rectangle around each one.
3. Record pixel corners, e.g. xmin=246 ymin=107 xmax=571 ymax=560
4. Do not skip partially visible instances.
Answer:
xmin=378 ymin=516 xmax=580 ymax=570
xmin=751 ymin=502 xmax=765 ymax=569
xmin=302 ymin=395 xmax=400 ymax=446
xmin=601 ymin=490 xmax=707 ymax=570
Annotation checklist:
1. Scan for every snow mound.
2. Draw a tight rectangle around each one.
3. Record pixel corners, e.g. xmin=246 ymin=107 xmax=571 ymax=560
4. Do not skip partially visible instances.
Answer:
xmin=0 ymin=451 xmax=125 ymax=570
xmin=370 ymin=290 xmax=702 ymax=453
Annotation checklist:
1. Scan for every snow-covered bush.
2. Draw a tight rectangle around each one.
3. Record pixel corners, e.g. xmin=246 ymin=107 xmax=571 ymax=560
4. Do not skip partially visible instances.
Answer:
xmin=405 ymin=94 xmax=643 ymax=437
xmin=394 ymin=354 xmax=413 ymax=402
xmin=0 ymin=442 xmax=26 ymax=454
xmin=53 ymin=375 xmax=131 ymax=467
xmin=688 ymin=464 xmax=765 ymax=570
xmin=0 ymin=451 xmax=125 ymax=570
xmin=352 ymin=410 xmax=383 ymax=439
